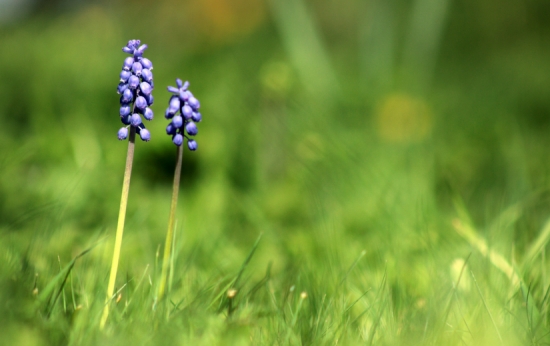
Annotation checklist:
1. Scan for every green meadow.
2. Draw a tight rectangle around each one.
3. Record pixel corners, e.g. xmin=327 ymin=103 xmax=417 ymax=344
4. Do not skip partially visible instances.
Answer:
xmin=1 ymin=1 xmax=550 ymax=344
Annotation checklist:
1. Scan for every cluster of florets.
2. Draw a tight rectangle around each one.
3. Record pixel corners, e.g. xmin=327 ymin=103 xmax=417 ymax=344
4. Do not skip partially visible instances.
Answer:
xmin=165 ymin=79 xmax=202 ymax=150
xmin=117 ymin=39 xmax=154 ymax=141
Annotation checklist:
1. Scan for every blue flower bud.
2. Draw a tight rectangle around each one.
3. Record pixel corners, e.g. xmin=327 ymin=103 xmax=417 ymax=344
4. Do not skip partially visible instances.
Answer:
xmin=143 ymin=107 xmax=153 ymax=121
xmin=179 ymin=90 xmax=189 ymax=101
xmin=188 ymin=96 xmax=200 ymax=110
xmin=144 ymin=93 xmax=154 ymax=106
xmin=185 ymin=121 xmax=198 ymax=136
xmin=120 ymin=70 xmax=131 ymax=82
xmin=182 ymin=105 xmax=193 ymax=119
xmin=169 ymin=96 xmax=180 ymax=114
xmin=172 ymin=115 xmax=183 ymax=128
xmin=118 ymin=127 xmax=129 ymax=140
xmin=139 ymin=82 xmax=152 ymax=96
xmin=128 ymin=75 xmax=140 ymax=89
xmin=165 ymin=108 xmax=174 ymax=119
xmin=166 ymin=123 xmax=177 ymax=135
xmin=139 ymin=128 xmax=151 ymax=141
xmin=187 ymin=139 xmax=198 ymax=151
xmin=173 ymin=134 xmax=184 ymax=146
xmin=123 ymin=57 xmax=134 ymax=70
xmin=132 ymin=62 xmax=143 ymax=76
xmin=141 ymin=69 xmax=153 ymax=83
xmin=121 ymin=115 xmax=131 ymax=125
xmin=136 ymin=44 xmax=148 ymax=55
xmin=121 ymin=88 xmax=134 ymax=103
xmin=135 ymin=96 xmax=147 ymax=110
xmin=120 ymin=104 xmax=131 ymax=116
xmin=131 ymin=113 xmax=142 ymax=126
xmin=191 ymin=112 xmax=202 ymax=122
xmin=167 ymin=86 xmax=179 ymax=93
xmin=176 ymin=79 xmax=183 ymax=88
xmin=140 ymin=58 xmax=153 ymax=70
xmin=117 ymin=82 xmax=128 ymax=94
xmin=122 ymin=46 xmax=133 ymax=54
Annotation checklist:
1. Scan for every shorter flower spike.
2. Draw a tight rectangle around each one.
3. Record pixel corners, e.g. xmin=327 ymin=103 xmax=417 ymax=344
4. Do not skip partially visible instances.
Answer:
xmin=165 ymin=79 xmax=203 ymax=150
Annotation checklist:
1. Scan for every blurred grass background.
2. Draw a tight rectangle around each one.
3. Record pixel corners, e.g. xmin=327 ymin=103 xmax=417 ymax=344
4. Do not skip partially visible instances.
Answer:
xmin=1 ymin=0 xmax=550 ymax=344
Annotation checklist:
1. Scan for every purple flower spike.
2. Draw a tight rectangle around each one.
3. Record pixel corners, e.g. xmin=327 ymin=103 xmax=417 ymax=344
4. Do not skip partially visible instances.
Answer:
xmin=187 ymin=139 xmax=198 ymax=151
xmin=172 ymin=115 xmax=183 ymax=128
xmin=116 ymin=39 xmax=154 ymax=141
xmin=143 ymin=107 xmax=153 ymax=121
xmin=185 ymin=121 xmax=198 ymax=136
xmin=165 ymin=78 xmax=202 ymax=149
xmin=135 ymin=96 xmax=147 ymax=110
xmin=173 ymin=134 xmax=184 ymax=146
xmin=118 ymin=127 xmax=129 ymax=140
xmin=139 ymin=128 xmax=151 ymax=141
xmin=140 ymin=82 xmax=152 ymax=96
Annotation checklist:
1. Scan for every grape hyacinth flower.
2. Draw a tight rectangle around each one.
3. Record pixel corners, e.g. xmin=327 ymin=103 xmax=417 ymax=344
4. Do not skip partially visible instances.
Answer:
xmin=164 ymin=79 xmax=202 ymax=151
xmin=116 ymin=39 xmax=154 ymax=142
xmin=101 ymin=39 xmax=154 ymax=330
xmin=158 ymin=79 xmax=203 ymax=300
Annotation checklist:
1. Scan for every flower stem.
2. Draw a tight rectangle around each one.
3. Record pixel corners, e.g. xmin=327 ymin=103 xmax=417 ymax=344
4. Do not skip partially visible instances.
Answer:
xmin=100 ymin=126 xmax=136 ymax=330
xmin=158 ymin=144 xmax=183 ymax=300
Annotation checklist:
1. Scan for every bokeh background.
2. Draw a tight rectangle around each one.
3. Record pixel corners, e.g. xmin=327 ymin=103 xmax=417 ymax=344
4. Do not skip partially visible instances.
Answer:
xmin=1 ymin=0 xmax=550 ymax=343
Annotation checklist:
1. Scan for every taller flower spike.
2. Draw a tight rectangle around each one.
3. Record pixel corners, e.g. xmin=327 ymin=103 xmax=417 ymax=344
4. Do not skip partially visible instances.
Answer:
xmin=117 ymin=39 xmax=154 ymax=142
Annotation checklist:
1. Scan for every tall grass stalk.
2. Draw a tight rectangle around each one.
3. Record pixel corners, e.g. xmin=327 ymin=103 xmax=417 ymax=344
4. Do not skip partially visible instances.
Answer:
xmin=158 ymin=145 xmax=183 ymax=300
xmin=100 ymin=126 xmax=136 ymax=329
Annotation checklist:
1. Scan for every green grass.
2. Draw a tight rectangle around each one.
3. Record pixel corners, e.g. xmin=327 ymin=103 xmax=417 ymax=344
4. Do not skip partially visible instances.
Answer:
xmin=1 ymin=0 xmax=550 ymax=345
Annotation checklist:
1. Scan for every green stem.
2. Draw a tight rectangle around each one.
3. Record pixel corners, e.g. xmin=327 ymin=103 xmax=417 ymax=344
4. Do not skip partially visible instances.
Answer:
xmin=158 ymin=144 xmax=183 ymax=300
xmin=100 ymin=126 xmax=136 ymax=330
